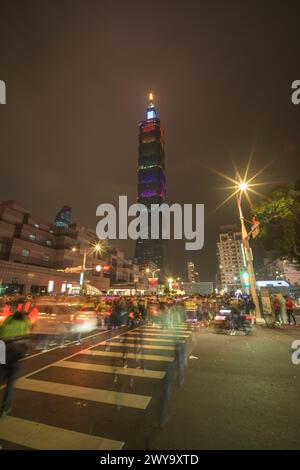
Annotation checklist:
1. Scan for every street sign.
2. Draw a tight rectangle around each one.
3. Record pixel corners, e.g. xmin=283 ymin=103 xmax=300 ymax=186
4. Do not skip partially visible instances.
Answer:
xmin=251 ymin=217 xmax=260 ymax=239
xmin=64 ymin=266 xmax=82 ymax=273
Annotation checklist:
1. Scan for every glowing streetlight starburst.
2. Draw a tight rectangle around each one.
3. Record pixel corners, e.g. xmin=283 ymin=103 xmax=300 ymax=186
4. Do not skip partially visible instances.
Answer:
xmin=209 ymin=159 xmax=274 ymax=214
xmin=239 ymin=181 xmax=248 ymax=191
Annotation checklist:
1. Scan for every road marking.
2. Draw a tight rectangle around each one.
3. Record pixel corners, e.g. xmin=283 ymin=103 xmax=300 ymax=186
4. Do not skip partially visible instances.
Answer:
xmin=55 ymin=360 xmax=165 ymax=379
xmin=142 ymin=326 xmax=190 ymax=331
xmin=21 ymin=328 xmax=115 ymax=361
xmin=0 ymin=327 xmax=140 ymax=390
xmin=0 ymin=416 xmax=124 ymax=450
xmin=81 ymin=349 xmax=174 ymax=362
xmin=117 ymin=336 xmax=185 ymax=343
xmin=16 ymin=378 xmax=151 ymax=409
xmin=126 ymin=331 xmax=190 ymax=338
xmin=102 ymin=341 xmax=176 ymax=351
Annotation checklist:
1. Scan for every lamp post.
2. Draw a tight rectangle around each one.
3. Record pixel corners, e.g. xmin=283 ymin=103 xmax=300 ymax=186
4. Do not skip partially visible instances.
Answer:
xmin=72 ymin=242 xmax=104 ymax=294
xmin=236 ymin=183 xmax=264 ymax=324
xmin=145 ymin=267 xmax=160 ymax=294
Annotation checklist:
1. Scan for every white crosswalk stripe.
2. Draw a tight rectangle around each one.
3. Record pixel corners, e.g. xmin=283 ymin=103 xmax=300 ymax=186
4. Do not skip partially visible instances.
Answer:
xmin=118 ymin=335 xmax=185 ymax=343
xmin=103 ymin=341 xmax=176 ymax=351
xmin=80 ymin=349 xmax=174 ymax=362
xmin=16 ymin=377 xmax=151 ymax=409
xmin=0 ymin=323 xmax=190 ymax=449
xmin=0 ymin=416 xmax=124 ymax=450
xmin=54 ymin=359 xmax=166 ymax=379
xmin=126 ymin=330 xmax=190 ymax=338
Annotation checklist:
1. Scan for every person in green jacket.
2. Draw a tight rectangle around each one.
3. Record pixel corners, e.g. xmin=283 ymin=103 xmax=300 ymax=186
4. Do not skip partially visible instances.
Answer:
xmin=0 ymin=310 xmax=31 ymax=417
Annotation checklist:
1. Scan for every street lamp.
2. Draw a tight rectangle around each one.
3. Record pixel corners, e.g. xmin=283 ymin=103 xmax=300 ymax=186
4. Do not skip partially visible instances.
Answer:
xmin=211 ymin=162 xmax=271 ymax=324
xmin=236 ymin=181 xmax=264 ymax=323
xmin=145 ymin=267 xmax=160 ymax=294
xmin=72 ymin=241 xmax=105 ymax=293
xmin=145 ymin=267 xmax=160 ymax=278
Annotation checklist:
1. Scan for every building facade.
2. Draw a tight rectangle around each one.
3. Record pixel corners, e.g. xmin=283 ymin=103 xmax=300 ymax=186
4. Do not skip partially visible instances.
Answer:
xmin=135 ymin=93 xmax=167 ymax=280
xmin=181 ymin=281 xmax=213 ymax=296
xmin=104 ymin=247 xmax=146 ymax=286
xmin=0 ymin=200 xmax=110 ymax=294
xmin=265 ymin=258 xmax=300 ymax=286
xmin=216 ymin=224 xmax=244 ymax=290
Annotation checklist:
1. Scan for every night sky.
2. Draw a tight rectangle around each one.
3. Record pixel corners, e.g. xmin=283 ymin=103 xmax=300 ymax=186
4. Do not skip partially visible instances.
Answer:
xmin=0 ymin=0 xmax=300 ymax=280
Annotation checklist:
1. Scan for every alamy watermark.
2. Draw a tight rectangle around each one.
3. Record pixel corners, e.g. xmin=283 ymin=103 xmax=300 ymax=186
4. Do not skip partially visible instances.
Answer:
xmin=96 ymin=196 xmax=204 ymax=250
xmin=0 ymin=340 xmax=6 ymax=365
xmin=291 ymin=340 xmax=300 ymax=365
xmin=0 ymin=80 xmax=6 ymax=104
xmin=291 ymin=80 xmax=300 ymax=105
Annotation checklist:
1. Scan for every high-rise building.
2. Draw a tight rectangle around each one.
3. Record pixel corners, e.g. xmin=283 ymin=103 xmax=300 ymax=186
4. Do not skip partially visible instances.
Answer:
xmin=54 ymin=206 xmax=72 ymax=228
xmin=135 ymin=93 xmax=167 ymax=278
xmin=187 ymin=261 xmax=199 ymax=283
xmin=216 ymin=224 xmax=244 ymax=290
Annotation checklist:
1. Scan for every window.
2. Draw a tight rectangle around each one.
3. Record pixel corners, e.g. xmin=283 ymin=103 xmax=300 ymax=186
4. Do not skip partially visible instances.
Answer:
xmin=147 ymin=110 xmax=155 ymax=120
xmin=29 ymin=234 xmax=36 ymax=241
xmin=34 ymin=223 xmax=40 ymax=229
xmin=22 ymin=249 xmax=30 ymax=257
xmin=49 ymin=230 xmax=54 ymax=234
xmin=46 ymin=240 xmax=52 ymax=246
xmin=44 ymin=255 xmax=50 ymax=262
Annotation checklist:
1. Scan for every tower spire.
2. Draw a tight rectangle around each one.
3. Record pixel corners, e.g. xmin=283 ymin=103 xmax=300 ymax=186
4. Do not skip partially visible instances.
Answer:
xmin=146 ymin=91 xmax=157 ymax=120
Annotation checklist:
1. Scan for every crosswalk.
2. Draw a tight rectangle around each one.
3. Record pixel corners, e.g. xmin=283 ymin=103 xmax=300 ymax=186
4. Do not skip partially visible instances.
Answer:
xmin=0 ymin=323 xmax=193 ymax=450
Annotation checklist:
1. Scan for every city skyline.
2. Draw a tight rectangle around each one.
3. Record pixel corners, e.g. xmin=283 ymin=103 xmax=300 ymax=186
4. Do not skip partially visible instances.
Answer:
xmin=0 ymin=1 xmax=300 ymax=280
xmin=0 ymin=0 xmax=300 ymax=455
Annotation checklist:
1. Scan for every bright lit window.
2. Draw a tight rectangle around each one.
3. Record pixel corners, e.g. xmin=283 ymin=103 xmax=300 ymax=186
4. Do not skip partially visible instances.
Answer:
xmin=22 ymin=249 xmax=30 ymax=257
xmin=47 ymin=280 xmax=54 ymax=293
xmin=147 ymin=110 xmax=155 ymax=120
xmin=29 ymin=234 xmax=36 ymax=241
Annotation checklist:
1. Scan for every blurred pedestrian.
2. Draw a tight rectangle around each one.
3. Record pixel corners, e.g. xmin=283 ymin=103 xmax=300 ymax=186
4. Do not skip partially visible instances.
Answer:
xmin=272 ymin=295 xmax=283 ymax=325
xmin=0 ymin=309 xmax=31 ymax=417
xmin=285 ymin=296 xmax=296 ymax=325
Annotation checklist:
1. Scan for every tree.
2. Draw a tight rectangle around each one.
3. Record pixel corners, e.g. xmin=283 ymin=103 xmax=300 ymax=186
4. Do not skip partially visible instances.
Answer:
xmin=253 ymin=180 xmax=300 ymax=264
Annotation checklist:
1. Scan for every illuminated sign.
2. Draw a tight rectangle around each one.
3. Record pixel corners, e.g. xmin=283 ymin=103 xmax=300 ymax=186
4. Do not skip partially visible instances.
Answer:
xmin=47 ymin=280 xmax=54 ymax=293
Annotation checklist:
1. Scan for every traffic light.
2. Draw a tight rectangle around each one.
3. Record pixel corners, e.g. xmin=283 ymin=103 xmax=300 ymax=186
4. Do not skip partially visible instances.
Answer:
xmin=242 ymin=270 xmax=250 ymax=287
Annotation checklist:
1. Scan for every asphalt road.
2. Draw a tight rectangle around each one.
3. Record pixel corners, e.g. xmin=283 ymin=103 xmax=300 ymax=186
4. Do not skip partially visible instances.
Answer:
xmin=150 ymin=325 xmax=300 ymax=450
xmin=0 ymin=323 xmax=193 ymax=450
xmin=0 ymin=324 xmax=299 ymax=450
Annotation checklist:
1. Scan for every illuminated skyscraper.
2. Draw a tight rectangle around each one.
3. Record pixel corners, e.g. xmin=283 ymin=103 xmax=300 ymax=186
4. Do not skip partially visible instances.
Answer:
xmin=187 ymin=261 xmax=200 ymax=283
xmin=135 ymin=93 xmax=167 ymax=278
xmin=54 ymin=206 xmax=72 ymax=228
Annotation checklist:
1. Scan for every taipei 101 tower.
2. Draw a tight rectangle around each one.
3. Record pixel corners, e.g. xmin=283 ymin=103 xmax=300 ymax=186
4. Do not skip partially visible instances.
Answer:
xmin=135 ymin=93 xmax=167 ymax=279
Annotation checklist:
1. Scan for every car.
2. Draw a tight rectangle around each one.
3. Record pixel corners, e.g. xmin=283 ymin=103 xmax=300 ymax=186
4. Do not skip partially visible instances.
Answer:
xmin=32 ymin=303 xmax=99 ymax=335
xmin=31 ymin=304 xmax=78 ymax=335
xmin=71 ymin=306 xmax=98 ymax=333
